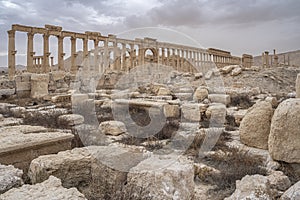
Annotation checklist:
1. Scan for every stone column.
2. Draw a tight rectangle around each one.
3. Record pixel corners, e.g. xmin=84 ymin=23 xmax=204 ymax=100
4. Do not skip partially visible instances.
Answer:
xmin=296 ymin=74 xmax=300 ymax=98
xmin=161 ymin=48 xmax=165 ymax=65
xmin=8 ymin=30 xmax=16 ymax=80
xmin=171 ymin=48 xmax=176 ymax=68
xmin=70 ymin=37 xmax=77 ymax=74
xmin=138 ymin=45 xmax=144 ymax=66
xmin=264 ymin=51 xmax=269 ymax=68
xmin=166 ymin=48 xmax=170 ymax=66
xmin=113 ymin=42 xmax=120 ymax=70
xmin=57 ymin=36 xmax=64 ymax=71
xmin=103 ymin=40 xmax=109 ymax=73
xmin=82 ymin=38 xmax=89 ymax=72
xmin=273 ymin=49 xmax=278 ymax=67
xmin=43 ymin=33 xmax=50 ymax=73
xmin=93 ymin=39 xmax=99 ymax=73
xmin=177 ymin=49 xmax=180 ymax=70
xmin=130 ymin=44 xmax=134 ymax=70
xmin=27 ymin=32 xmax=35 ymax=73
xmin=121 ymin=43 xmax=126 ymax=71
xmin=50 ymin=57 xmax=54 ymax=67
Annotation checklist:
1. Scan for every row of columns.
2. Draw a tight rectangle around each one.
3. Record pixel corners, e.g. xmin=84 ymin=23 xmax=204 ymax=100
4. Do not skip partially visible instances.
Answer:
xmin=8 ymin=25 xmax=252 ymax=81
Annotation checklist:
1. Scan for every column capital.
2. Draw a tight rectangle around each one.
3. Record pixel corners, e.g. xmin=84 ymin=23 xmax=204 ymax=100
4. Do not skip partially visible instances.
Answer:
xmin=43 ymin=33 xmax=49 ymax=39
xmin=7 ymin=30 xmax=16 ymax=37
xmin=70 ymin=36 xmax=76 ymax=41
xmin=27 ymin=32 xmax=35 ymax=37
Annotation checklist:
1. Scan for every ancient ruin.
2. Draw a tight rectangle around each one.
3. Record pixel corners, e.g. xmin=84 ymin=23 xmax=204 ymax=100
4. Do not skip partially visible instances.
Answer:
xmin=1 ymin=24 xmax=300 ymax=200
xmin=8 ymin=24 xmax=253 ymax=80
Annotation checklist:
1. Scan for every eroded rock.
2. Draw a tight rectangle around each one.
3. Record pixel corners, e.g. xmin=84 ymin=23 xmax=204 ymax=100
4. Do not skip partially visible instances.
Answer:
xmin=0 ymin=164 xmax=23 ymax=194
xmin=0 ymin=176 xmax=87 ymax=200
xmin=240 ymin=101 xmax=273 ymax=150
xmin=99 ymin=120 xmax=127 ymax=136
xmin=269 ymin=99 xmax=300 ymax=163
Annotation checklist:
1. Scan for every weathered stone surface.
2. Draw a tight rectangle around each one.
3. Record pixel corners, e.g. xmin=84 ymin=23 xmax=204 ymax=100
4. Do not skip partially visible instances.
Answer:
xmin=10 ymin=106 xmax=26 ymax=118
xmin=99 ymin=120 xmax=127 ymax=136
xmin=0 ymin=176 xmax=87 ymax=200
xmin=0 ymin=125 xmax=73 ymax=174
xmin=58 ymin=114 xmax=84 ymax=127
xmin=157 ymin=87 xmax=171 ymax=96
xmin=0 ymin=164 xmax=23 ymax=194
xmin=265 ymin=96 xmax=278 ymax=107
xmin=181 ymin=103 xmax=207 ymax=121
xmin=206 ymin=103 xmax=227 ymax=127
xmin=296 ymin=73 xmax=300 ymax=98
xmin=163 ymin=104 xmax=180 ymax=118
xmin=281 ymin=181 xmax=300 ymax=200
xmin=225 ymin=175 xmax=272 ymax=200
xmin=205 ymin=70 xmax=213 ymax=80
xmin=193 ymin=87 xmax=209 ymax=102
xmin=28 ymin=147 xmax=92 ymax=196
xmin=0 ymin=114 xmax=3 ymax=121
xmin=267 ymin=171 xmax=291 ymax=191
xmin=30 ymin=74 xmax=49 ymax=99
xmin=51 ymin=94 xmax=71 ymax=103
xmin=127 ymin=154 xmax=195 ymax=200
xmin=269 ymin=99 xmax=300 ymax=163
xmin=231 ymin=67 xmax=242 ymax=76
xmin=208 ymin=94 xmax=231 ymax=106
xmin=251 ymin=66 xmax=260 ymax=71
xmin=28 ymin=145 xmax=147 ymax=200
xmin=194 ymin=72 xmax=203 ymax=79
xmin=0 ymin=103 xmax=16 ymax=116
xmin=240 ymin=101 xmax=273 ymax=150
xmin=233 ymin=109 xmax=247 ymax=126
xmin=221 ymin=65 xmax=236 ymax=74
xmin=174 ymin=92 xmax=193 ymax=101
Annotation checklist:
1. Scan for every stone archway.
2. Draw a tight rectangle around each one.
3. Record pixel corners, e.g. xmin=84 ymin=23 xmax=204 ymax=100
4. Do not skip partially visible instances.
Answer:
xmin=144 ymin=48 xmax=158 ymax=63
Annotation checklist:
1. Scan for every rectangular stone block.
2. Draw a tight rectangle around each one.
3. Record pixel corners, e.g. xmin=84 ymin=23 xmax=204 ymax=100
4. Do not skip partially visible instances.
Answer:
xmin=16 ymin=82 xmax=31 ymax=91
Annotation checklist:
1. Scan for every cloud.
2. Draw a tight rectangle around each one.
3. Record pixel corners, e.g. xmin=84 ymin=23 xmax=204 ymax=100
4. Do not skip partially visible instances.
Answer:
xmin=0 ymin=0 xmax=300 ymax=67
xmin=123 ymin=0 xmax=300 ymax=28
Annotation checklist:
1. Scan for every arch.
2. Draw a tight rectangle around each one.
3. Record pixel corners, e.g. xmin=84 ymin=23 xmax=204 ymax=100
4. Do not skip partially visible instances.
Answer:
xmin=143 ymin=48 xmax=158 ymax=63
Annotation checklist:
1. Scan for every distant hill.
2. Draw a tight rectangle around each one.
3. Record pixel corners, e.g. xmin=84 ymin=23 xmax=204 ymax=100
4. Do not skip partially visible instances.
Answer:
xmin=253 ymin=49 xmax=300 ymax=67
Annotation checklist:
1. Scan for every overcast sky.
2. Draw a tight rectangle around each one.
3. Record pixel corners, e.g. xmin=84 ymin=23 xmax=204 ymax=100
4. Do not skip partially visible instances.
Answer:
xmin=1 ymin=0 xmax=300 ymax=67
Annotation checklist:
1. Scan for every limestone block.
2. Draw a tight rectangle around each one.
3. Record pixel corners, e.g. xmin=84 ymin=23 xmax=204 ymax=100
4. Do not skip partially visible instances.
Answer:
xmin=208 ymin=94 xmax=231 ymax=106
xmin=16 ymin=81 xmax=31 ymax=91
xmin=267 ymin=171 xmax=291 ymax=191
xmin=281 ymin=181 xmax=300 ymax=200
xmin=99 ymin=120 xmax=127 ymax=136
xmin=220 ymin=65 xmax=236 ymax=74
xmin=231 ymin=67 xmax=242 ymax=76
xmin=0 ymin=176 xmax=87 ymax=200
xmin=225 ymin=175 xmax=272 ymax=200
xmin=205 ymin=70 xmax=213 ymax=80
xmin=28 ymin=145 xmax=146 ymax=200
xmin=269 ymin=99 xmax=300 ymax=163
xmin=206 ymin=103 xmax=227 ymax=127
xmin=182 ymin=103 xmax=207 ymax=122
xmin=193 ymin=87 xmax=209 ymax=102
xmin=240 ymin=101 xmax=273 ymax=150
xmin=30 ymin=74 xmax=49 ymax=99
xmin=163 ymin=104 xmax=180 ymax=118
xmin=126 ymin=154 xmax=195 ymax=200
xmin=296 ymin=73 xmax=300 ymax=98
xmin=0 ymin=164 xmax=23 ymax=194
xmin=157 ymin=87 xmax=171 ymax=96
xmin=58 ymin=114 xmax=84 ymax=127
